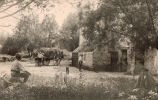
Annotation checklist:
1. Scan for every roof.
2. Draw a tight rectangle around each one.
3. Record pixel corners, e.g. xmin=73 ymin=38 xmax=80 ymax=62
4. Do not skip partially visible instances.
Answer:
xmin=73 ymin=42 xmax=94 ymax=53
xmin=118 ymin=36 xmax=132 ymax=48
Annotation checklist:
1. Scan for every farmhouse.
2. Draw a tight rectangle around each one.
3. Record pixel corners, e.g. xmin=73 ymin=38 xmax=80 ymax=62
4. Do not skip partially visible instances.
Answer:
xmin=72 ymin=32 xmax=135 ymax=72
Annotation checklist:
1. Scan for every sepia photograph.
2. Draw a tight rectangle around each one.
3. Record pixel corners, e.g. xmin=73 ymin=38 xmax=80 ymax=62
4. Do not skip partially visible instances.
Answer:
xmin=0 ymin=0 xmax=158 ymax=100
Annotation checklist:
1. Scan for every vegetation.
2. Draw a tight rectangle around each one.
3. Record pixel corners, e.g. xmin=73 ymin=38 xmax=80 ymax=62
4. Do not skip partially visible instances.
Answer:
xmin=1 ymin=13 xmax=58 ymax=55
xmin=59 ymin=13 xmax=79 ymax=51
xmin=0 ymin=73 xmax=139 ymax=100
xmin=0 ymin=72 xmax=157 ymax=100
xmin=81 ymin=0 xmax=158 ymax=52
xmin=1 ymin=36 xmax=29 ymax=55
xmin=0 ymin=0 xmax=58 ymax=19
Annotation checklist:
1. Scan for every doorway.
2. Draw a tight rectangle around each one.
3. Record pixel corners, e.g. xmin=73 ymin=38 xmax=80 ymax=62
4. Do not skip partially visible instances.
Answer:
xmin=110 ymin=51 xmax=118 ymax=71
xmin=121 ymin=49 xmax=128 ymax=72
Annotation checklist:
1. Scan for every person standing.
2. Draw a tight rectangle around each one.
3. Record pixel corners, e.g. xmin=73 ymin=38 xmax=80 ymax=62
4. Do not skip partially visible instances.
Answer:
xmin=66 ymin=66 xmax=69 ymax=75
xmin=37 ymin=51 xmax=44 ymax=66
xmin=78 ymin=54 xmax=83 ymax=72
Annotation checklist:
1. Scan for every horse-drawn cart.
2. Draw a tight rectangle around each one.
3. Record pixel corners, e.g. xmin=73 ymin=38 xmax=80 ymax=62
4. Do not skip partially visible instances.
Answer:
xmin=34 ymin=48 xmax=64 ymax=66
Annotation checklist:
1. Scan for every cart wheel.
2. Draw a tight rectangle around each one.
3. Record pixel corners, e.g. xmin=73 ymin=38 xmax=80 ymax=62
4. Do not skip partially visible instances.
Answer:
xmin=35 ymin=58 xmax=40 ymax=66
xmin=44 ymin=59 xmax=50 ymax=66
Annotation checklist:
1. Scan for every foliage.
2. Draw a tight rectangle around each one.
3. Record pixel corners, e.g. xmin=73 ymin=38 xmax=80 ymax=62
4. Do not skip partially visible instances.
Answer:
xmin=81 ymin=0 xmax=158 ymax=51
xmin=14 ymin=14 xmax=42 ymax=48
xmin=114 ymin=0 xmax=158 ymax=51
xmin=1 ymin=36 xmax=29 ymax=55
xmin=59 ymin=13 xmax=79 ymax=51
xmin=41 ymin=15 xmax=58 ymax=47
xmin=16 ymin=14 xmax=58 ymax=47
xmin=80 ymin=0 xmax=121 ymax=48
xmin=2 ymin=13 xmax=58 ymax=55
xmin=0 ymin=33 xmax=7 ymax=45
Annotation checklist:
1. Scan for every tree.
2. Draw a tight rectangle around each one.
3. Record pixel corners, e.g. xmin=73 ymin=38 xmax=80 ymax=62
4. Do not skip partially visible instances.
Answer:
xmin=113 ymin=0 xmax=158 ymax=51
xmin=1 ymin=12 xmax=59 ymax=55
xmin=59 ymin=13 xmax=79 ymax=51
xmin=41 ymin=15 xmax=58 ymax=47
xmin=15 ymin=13 xmax=59 ymax=48
xmin=0 ymin=0 xmax=60 ymax=20
xmin=14 ymin=13 xmax=42 ymax=48
xmin=0 ymin=33 xmax=7 ymax=45
xmin=81 ymin=0 xmax=158 ymax=53
xmin=81 ymin=0 xmax=120 ymax=48
xmin=1 ymin=36 xmax=29 ymax=55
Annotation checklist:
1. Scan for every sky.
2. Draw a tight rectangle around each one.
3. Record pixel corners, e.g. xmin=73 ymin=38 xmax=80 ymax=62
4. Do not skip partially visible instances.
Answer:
xmin=0 ymin=0 xmax=99 ymax=37
xmin=0 ymin=0 xmax=77 ymax=36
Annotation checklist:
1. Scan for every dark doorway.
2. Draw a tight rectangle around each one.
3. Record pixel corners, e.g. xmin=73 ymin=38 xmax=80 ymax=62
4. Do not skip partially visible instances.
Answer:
xmin=72 ymin=52 xmax=78 ymax=66
xmin=121 ymin=49 xmax=128 ymax=72
xmin=110 ymin=51 xmax=118 ymax=71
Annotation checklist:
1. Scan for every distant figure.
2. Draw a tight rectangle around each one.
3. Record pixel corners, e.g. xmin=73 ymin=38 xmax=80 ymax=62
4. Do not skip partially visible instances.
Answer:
xmin=78 ymin=54 xmax=83 ymax=72
xmin=66 ymin=66 xmax=69 ymax=75
xmin=37 ymin=51 xmax=44 ymax=66
xmin=56 ymin=51 xmax=60 ymax=66
xmin=9 ymin=53 xmax=31 ymax=83
xmin=38 ymin=51 xmax=44 ymax=59
xmin=54 ymin=50 xmax=58 ymax=65
xmin=58 ymin=51 xmax=64 ymax=66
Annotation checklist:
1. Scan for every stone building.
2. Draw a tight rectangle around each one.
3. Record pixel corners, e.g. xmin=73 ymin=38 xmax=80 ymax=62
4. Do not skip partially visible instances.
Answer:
xmin=72 ymin=34 xmax=135 ymax=72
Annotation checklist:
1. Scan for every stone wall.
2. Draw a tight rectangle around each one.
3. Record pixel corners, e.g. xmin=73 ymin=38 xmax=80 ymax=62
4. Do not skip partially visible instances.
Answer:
xmin=126 ymin=49 xmax=135 ymax=74
xmin=78 ymin=44 xmax=135 ymax=72
xmin=93 ymin=46 xmax=111 ymax=70
xmin=145 ymin=48 xmax=158 ymax=75
xmin=79 ymin=52 xmax=93 ymax=68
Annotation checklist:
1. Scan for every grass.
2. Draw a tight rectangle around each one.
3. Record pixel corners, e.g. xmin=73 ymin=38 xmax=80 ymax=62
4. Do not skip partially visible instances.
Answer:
xmin=0 ymin=72 xmax=138 ymax=100
xmin=0 ymin=60 xmax=158 ymax=100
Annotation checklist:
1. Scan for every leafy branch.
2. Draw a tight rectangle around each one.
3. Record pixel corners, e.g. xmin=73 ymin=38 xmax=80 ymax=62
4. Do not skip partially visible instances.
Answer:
xmin=0 ymin=0 xmax=35 ymax=19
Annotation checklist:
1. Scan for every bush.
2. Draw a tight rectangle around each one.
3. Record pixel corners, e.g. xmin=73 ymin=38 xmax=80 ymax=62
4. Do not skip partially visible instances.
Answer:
xmin=1 ymin=37 xmax=29 ymax=56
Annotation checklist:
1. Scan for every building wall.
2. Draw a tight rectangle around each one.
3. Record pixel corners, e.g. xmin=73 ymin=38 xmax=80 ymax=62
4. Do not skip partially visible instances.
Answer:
xmin=79 ymin=28 xmax=86 ymax=46
xmin=77 ymin=32 xmax=135 ymax=71
xmin=77 ymin=45 xmax=135 ymax=72
xmin=145 ymin=48 xmax=158 ymax=75
xmin=93 ymin=46 xmax=111 ymax=70
xmin=127 ymin=49 xmax=135 ymax=73
xmin=79 ymin=52 xmax=93 ymax=68
xmin=92 ymin=45 xmax=135 ymax=71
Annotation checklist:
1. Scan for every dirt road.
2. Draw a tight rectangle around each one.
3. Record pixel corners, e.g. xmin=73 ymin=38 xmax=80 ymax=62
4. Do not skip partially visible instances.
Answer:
xmin=0 ymin=60 xmax=135 ymax=80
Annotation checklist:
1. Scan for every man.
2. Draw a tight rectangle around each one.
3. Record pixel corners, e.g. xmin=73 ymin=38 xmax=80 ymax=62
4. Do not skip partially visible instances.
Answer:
xmin=58 ymin=51 xmax=64 ymax=66
xmin=78 ymin=54 xmax=83 ymax=72
xmin=37 ymin=51 xmax=44 ymax=66
xmin=9 ymin=53 xmax=31 ymax=83
xmin=66 ymin=66 xmax=69 ymax=75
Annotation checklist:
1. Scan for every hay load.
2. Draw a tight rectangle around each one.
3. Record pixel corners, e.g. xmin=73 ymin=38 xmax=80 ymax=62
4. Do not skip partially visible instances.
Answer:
xmin=34 ymin=48 xmax=64 ymax=66
xmin=40 ymin=48 xmax=57 ymax=60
